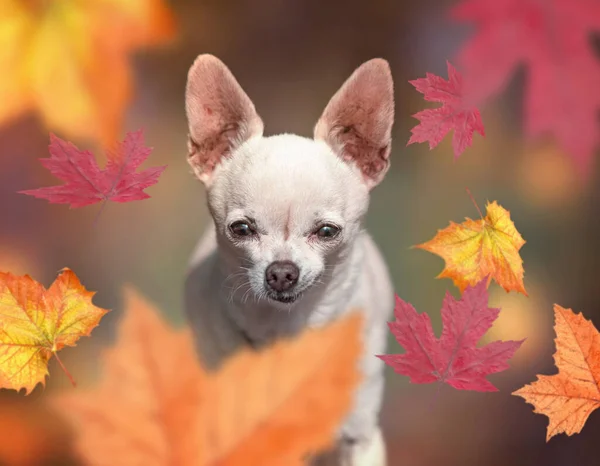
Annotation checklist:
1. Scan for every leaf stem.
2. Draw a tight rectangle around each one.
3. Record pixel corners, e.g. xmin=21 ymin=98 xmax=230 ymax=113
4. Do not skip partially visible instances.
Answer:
xmin=92 ymin=200 xmax=108 ymax=227
xmin=465 ymin=187 xmax=484 ymax=220
xmin=427 ymin=382 xmax=443 ymax=412
xmin=53 ymin=352 xmax=77 ymax=388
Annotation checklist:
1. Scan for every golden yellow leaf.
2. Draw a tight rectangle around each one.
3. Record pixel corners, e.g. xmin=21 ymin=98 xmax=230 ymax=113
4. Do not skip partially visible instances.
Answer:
xmin=415 ymin=200 xmax=527 ymax=295
xmin=0 ymin=268 xmax=109 ymax=394
xmin=513 ymin=305 xmax=600 ymax=441
xmin=0 ymin=0 xmax=175 ymax=145
xmin=55 ymin=288 xmax=363 ymax=465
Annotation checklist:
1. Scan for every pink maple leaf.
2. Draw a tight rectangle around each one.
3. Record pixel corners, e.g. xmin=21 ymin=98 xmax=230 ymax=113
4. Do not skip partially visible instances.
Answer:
xmin=452 ymin=0 xmax=600 ymax=175
xmin=20 ymin=130 xmax=166 ymax=208
xmin=377 ymin=279 xmax=523 ymax=392
xmin=407 ymin=61 xmax=485 ymax=159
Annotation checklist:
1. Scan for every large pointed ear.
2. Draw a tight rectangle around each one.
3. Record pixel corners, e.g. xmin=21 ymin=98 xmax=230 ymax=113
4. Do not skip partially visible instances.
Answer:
xmin=185 ymin=55 xmax=264 ymax=186
xmin=314 ymin=59 xmax=394 ymax=190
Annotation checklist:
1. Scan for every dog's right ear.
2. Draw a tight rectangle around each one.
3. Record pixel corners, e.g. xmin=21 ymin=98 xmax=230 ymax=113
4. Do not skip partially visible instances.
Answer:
xmin=185 ymin=55 xmax=264 ymax=186
xmin=314 ymin=59 xmax=394 ymax=190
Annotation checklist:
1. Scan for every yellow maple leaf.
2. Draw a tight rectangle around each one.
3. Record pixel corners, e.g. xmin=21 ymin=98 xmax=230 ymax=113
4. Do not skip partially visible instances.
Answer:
xmin=0 ymin=268 xmax=109 ymax=394
xmin=513 ymin=304 xmax=600 ymax=441
xmin=415 ymin=198 xmax=527 ymax=295
xmin=0 ymin=0 xmax=175 ymax=145
xmin=55 ymin=288 xmax=363 ymax=466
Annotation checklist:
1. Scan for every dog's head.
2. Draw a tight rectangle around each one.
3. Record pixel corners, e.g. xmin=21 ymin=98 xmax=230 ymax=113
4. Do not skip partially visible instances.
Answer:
xmin=185 ymin=55 xmax=394 ymax=305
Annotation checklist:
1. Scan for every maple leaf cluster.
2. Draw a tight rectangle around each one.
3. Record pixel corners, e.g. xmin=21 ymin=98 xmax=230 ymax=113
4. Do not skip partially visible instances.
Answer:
xmin=397 ymin=0 xmax=600 ymax=443
xmin=1 ymin=0 xmax=599 ymax=460
xmin=379 ymin=193 xmax=600 ymax=441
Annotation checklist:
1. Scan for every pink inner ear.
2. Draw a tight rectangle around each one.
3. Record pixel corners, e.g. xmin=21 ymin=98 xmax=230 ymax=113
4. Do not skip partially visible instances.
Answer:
xmin=338 ymin=126 xmax=391 ymax=181
xmin=185 ymin=55 xmax=263 ymax=182
xmin=187 ymin=122 xmax=241 ymax=180
xmin=315 ymin=59 xmax=395 ymax=187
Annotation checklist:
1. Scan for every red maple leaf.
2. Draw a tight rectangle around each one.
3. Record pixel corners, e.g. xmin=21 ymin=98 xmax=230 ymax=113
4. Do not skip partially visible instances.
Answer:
xmin=20 ymin=130 xmax=166 ymax=208
xmin=407 ymin=61 xmax=485 ymax=159
xmin=452 ymin=0 xmax=600 ymax=174
xmin=377 ymin=279 xmax=523 ymax=392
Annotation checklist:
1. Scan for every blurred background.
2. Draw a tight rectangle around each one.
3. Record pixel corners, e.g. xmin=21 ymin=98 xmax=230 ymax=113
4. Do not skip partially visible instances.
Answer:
xmin=1 ymin=0 xmax=600 ymax=465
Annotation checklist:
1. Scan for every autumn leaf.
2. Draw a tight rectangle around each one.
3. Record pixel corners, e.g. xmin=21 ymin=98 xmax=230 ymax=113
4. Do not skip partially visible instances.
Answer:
xmin=407 ymin=61 xmax=485 ymax=159
xmin=54 ymin=288 xmax=363 ymax=465
xmin=415 ymin=191 xmax=527 ymax=295
xmin=0 ymin=268 xmax=109 ymax=395
xmin=452 ymin=0 xmax=600 ymax=174
xmin=378 ymin=278 xmax=523 ymax=392
xmin=0 ymin=0 xmax=175 ymax=145
xmin=513 ymin=304 xmax=600 ymax=441
xmin=19 ymin=130 xmax=166 ymax=208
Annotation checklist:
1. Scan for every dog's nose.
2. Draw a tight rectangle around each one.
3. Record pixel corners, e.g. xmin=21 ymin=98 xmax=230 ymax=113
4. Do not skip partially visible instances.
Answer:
xmin=265 ymin=261 xmax=299 ymax=292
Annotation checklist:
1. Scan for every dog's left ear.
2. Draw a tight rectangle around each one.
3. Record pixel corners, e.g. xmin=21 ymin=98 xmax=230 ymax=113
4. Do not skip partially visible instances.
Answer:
xmin=314 ymin=59 xmax=394 ymax=190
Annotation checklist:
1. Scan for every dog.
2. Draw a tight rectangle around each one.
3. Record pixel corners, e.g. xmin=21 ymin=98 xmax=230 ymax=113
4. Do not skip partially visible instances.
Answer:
xmin=183 ymin=55 xmax=395 ymax=466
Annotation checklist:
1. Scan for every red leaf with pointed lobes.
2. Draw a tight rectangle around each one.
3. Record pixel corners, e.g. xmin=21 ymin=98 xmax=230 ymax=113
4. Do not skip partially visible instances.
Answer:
xmin=20 ymin=130 xmax=166 ymax=208
xmin=451 ymin=0 xmax=600 ymax=175
xmin=378 ymin=278 xmax=523 ymax=392
xmin=407 ymin=61 xmax=485 ymax=159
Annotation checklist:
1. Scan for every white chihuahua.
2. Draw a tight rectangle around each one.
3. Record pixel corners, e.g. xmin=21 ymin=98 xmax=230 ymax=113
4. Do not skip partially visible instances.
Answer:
xmin=184 ymin=55 xmax=395 ymax=466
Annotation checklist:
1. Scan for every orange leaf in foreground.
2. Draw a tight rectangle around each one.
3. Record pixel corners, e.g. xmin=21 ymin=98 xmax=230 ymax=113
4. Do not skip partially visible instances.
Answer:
xmin=415 ymin=196 xmax=527 ymax=295
xmin=513 ymin=304 xmax=600 ymax=441
xmin=0 ymin=269 xmax=109 ymax=394
xmin=54 ymin=289 xmax=363 ymax=465
xmin=0 ymin=0 xmax=175 ymax=145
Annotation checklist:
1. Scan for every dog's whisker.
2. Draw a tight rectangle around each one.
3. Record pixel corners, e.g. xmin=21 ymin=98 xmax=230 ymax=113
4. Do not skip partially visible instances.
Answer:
xmin=229 ymin=280 xmax=252 ymax=304
xmin=241 ymin=287 xmax=253 ymax=304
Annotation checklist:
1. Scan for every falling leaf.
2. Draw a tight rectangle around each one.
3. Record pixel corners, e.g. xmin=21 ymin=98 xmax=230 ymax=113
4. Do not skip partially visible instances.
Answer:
xmin=452 ymin=0 xmax=600 ymax=175
xmin=19 ymin=130 xmax=166 ymax=208
xmin=0 ymin=268 xmax=109 ymax=394
xmin=0 ymin=0 xmax=175 ymax=145
xmin=513 ymin=304 xmax=600 ymax=441
xmin=378 ymin=279 xmax=523 ymax=392
xmin=415 ymin=192 xmax=527 ymax=295
xmin=54 ymin=288 xmax=362 ymax=465
xmin=407 ymin=61 xmax=485 ymax=159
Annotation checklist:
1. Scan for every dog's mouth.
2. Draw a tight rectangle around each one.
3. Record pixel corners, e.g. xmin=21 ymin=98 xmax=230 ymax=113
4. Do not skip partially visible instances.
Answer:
xmin=266 ymin=292 xmax=301 ymax=304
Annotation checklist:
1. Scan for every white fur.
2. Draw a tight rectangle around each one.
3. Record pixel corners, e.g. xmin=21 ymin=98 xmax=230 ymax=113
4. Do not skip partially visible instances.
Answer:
xmin=184 ymin=56 xmax=395 ymax=465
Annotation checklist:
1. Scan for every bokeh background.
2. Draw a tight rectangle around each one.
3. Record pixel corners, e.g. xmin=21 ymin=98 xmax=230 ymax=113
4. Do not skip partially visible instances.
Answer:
xmin=1 ymin=0 xmax=600 ymax=465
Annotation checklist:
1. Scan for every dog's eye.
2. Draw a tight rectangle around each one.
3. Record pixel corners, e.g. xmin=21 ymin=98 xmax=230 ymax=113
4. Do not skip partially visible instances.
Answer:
xmin=230 ymin=221 xmax=256 ymax=237
xmin=315 ymin=224 xmax=340 ymax=239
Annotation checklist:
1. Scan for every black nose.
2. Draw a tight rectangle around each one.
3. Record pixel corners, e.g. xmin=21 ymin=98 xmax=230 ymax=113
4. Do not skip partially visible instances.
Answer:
xmin=265 ymin=261 xmax=300 ymax=292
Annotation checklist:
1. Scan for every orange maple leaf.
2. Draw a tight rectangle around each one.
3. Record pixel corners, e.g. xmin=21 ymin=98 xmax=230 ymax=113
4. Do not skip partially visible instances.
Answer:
xmin=0 ymin=0 xmax=175 ymax=145
xmin=54 ymin=288 xmax=363 ymax=466
xmin=0 ymin=268 xmax=109 ymax=395
xmin=415 ymin=192 xmax=527 ymax=295
xmin=513 ymin=304 xmax=600 ymax=441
